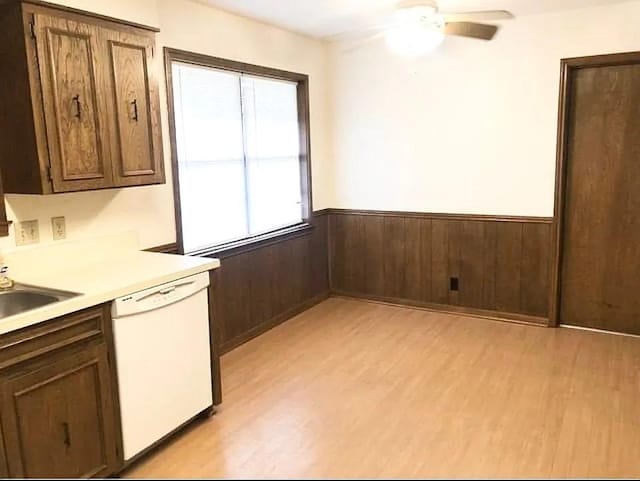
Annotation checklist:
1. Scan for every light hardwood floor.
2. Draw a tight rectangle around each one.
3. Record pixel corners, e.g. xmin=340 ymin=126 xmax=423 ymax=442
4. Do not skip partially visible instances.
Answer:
xmin=126 ymin=297 xmax=640 ymax=479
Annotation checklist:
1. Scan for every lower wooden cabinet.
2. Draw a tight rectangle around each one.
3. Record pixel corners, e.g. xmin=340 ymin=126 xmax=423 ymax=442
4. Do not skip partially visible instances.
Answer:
xmin=0 ymin=305 xmax=121 ymax=478
xmin=1 ymin=344 xmax=119 ymax=478
xmin=0 ymin=289 xmax=220 ymax=477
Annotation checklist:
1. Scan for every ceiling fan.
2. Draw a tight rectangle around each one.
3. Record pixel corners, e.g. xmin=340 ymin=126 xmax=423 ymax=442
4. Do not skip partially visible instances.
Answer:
xmin=339 ymin=0 xmax=514 ymax=56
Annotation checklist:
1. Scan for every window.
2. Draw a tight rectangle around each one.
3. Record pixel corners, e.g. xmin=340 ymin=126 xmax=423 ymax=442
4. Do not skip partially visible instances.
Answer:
xmin=166 ymin=50 xmax=311 ymax=254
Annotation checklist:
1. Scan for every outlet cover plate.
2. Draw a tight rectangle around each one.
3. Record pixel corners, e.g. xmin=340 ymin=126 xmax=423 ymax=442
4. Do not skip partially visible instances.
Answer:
xmin=16 ymin=220 xmax=39 ymax=246
xmin=51 ymin=216 xmax=66 ymax=241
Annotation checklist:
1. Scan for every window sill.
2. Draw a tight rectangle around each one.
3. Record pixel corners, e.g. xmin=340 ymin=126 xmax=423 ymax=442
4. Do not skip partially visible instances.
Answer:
xmin=188 ymin=222 xmax=314 ymax=259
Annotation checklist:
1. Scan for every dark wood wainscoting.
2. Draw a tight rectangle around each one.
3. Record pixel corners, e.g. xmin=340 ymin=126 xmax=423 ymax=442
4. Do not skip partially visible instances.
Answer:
xmin=208 ymin=212 xmax=329 ymax=353
xmin=328 ymin=210 xmax=553 ymax=324
xmin=145 ymin=213 xmax=329 ymax=353
xmin=149 ymin=208 xmax=554 ymax=352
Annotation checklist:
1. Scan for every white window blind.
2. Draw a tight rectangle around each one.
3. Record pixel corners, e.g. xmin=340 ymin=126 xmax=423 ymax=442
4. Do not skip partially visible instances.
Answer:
xmin=172 ymin=62 xmax=303 ymax=253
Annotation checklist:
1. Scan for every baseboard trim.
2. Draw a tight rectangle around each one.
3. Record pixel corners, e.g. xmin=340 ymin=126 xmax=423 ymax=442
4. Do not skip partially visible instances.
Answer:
xmin=330 ymin=290 xmax=549 ymax=327
xmin=220 ymin=290 xmax=330 ymax=354
xmin=219 ymin=288 xmax=549 ymax=356
xmin=560 ymin=324 xmax=640 ymax=338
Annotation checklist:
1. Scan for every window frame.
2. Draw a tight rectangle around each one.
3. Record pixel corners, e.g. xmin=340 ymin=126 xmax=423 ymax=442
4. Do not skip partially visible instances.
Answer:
xmin=164 ymin=48 xmax=313 ymax=256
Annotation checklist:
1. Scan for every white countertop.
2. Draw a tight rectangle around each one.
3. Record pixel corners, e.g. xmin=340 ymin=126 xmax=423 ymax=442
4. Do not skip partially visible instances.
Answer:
xmin=0 ymin=233 xmax=220 ymax=335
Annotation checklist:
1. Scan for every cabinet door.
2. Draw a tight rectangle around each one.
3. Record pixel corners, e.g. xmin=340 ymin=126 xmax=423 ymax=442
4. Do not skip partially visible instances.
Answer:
xmin=34 ymin=14 xmax=113 ymax=192
xmin=105 ymin=30 xmax=164 ymax=186
xmin=0 ymin=344 xmax=119 ymax=478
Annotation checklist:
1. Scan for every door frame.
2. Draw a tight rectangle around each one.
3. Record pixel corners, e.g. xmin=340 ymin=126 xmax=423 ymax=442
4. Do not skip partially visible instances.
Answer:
xmin=548 ymin=50 xmax=640 ymax=327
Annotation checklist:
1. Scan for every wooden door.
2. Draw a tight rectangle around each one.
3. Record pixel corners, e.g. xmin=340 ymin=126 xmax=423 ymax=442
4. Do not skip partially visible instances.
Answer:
xmin=559 ymin=59 xmax=640 ymax=334
xmin=105 ymin=30 xmax=164 ymax=186
xmin=33 ymin=13 xmax=113 ymax=192
xmin=0 ymin=344 xmax=119 ymax=478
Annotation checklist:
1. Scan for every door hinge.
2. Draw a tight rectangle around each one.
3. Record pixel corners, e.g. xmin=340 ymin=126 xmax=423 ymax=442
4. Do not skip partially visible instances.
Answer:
xmin=46 ymin=165 xmax=52 ymax=181
xmin=29 ymin=15 xmax=36 ymax=39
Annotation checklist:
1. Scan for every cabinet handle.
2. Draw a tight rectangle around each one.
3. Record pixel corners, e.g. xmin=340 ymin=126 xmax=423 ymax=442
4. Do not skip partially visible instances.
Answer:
xmin=72 ymin=95 xmax=82 ymax=120
xmin=131 ymin=99 xmax=139 ymax=122
xmin=62 ymin=422 xmax=71 ymax=448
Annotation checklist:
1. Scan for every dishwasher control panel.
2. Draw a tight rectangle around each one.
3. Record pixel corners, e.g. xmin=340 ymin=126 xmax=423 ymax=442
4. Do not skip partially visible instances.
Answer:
xmin=112 ymin=272 xmax=210 ymax=318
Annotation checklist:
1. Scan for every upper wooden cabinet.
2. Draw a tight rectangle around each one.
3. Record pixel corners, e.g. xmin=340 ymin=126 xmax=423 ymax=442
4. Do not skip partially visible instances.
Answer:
xmin=0 ymin=1 xmax=165 ymax=194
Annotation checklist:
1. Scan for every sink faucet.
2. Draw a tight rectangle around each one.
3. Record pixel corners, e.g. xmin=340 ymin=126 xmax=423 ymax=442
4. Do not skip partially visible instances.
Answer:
xmin=0 ymin=256 xmax=14 ymax=290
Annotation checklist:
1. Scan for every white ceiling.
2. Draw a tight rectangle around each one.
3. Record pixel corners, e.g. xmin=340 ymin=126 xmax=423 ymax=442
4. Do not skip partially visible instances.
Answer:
xmin=201 ymin=0 xmax=632 ymax=38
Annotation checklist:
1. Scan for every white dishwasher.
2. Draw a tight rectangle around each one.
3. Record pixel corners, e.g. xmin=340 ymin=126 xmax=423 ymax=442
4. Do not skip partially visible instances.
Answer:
xmin=112 ymin=271 xmax=213 ymax=461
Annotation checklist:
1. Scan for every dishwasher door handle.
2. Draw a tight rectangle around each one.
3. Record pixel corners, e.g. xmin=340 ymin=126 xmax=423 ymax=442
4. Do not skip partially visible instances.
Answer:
xmin=112 ymin=272 xmax=210 ymax=318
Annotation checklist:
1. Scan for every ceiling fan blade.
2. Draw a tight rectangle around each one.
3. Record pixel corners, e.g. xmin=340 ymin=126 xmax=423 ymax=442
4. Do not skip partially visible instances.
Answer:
xmin=444 ymin=22 xmax=499 ymax=41
xmin=442 ymin=10 xmax=514 ymax=22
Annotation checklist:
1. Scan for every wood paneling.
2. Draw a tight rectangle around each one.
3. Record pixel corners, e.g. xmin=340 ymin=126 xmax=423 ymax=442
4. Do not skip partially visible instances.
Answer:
xmin=403 ymin=217 xmax=423 ymax=302
xmin=151 ymin=208 xmax=552 ymax=351
xmin=494 ymin=222 xmax=522 ymax=313
xmin=459 ymin=221 xmax=485 ymax=309
xmin=554 ymin=53 xmax=640 ymax=334
xmin=383 ymin=216 xmax=405 ymax=299
xmin=329 ymin=210 xmax=553 ymax=322
xmin=212 ymin=212 xmax=330 ymax=353
xmin=363 ymin=216 xmax=384 ymax=297
xmin=446 ymin=220 xmax=462 ymax=306
xmin=430 ymin=219 xmax=449 ymax=304
xmin=481 ymin=221 xmax=498 ymax=310
xmin=521 ymin=223 xmax=551 ymax=316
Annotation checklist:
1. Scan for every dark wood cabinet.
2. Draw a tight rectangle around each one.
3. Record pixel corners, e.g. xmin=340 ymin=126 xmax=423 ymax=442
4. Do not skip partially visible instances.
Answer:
xmin=33 ymin=12 xmax=113 ymax=192
xmin=0 ymin=304 xmax=122 ymax=478
xmin=0 ymin=1 xmax=164 ymax=194
xmin=0 ymin=345 xmax=119 ymax=477
xmin=106 ymin=30 xmax=164 ymax=187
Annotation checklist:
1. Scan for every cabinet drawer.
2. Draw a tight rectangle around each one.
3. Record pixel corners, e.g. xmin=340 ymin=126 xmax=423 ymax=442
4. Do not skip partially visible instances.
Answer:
xmin=0 ymin=305 xmax=107 ymax=370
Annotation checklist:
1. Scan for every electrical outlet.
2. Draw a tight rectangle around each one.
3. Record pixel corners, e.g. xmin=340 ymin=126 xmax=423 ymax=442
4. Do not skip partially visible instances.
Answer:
xmin=51 ymin=216 xmax=66 ymax=241
xmin=16 ymin=220 xmax=40 ymax=246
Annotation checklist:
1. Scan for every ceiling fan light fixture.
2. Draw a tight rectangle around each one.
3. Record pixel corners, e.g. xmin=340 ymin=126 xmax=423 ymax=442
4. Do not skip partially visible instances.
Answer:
xmin=385 ymin=23 xmax=444 ymax=57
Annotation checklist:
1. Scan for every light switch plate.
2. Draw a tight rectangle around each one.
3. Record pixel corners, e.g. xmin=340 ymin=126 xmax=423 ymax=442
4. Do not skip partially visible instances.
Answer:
xmin=51 ymin=216 xmax=66 ymax=241
xmin=16 ymin=220 xmax=39 ymax=246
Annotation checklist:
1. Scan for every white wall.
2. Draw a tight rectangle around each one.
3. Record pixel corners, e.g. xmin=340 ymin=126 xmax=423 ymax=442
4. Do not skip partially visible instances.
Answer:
xmin=5 ymin=0 xmax=640 ymax=251
xmin=328 ymin=1 xmax=640 ymax=216
xmin=1 ymin=0 xmax=331 ymax=250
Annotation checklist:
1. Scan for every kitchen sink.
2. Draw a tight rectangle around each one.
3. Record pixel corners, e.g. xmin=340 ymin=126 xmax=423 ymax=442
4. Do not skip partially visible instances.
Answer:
xmin=0 ymin=284 xmax=80 ymax=319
